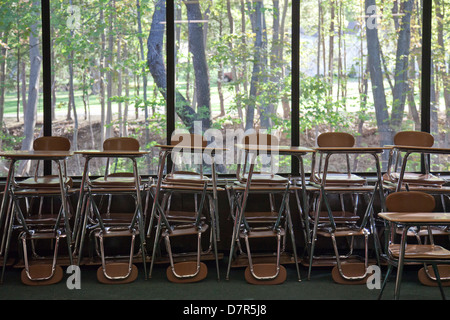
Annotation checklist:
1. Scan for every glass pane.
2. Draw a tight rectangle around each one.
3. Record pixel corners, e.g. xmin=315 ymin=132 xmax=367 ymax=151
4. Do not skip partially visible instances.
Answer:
xmin=50 ymin=0 xmax=166 ymax=176
xmin=300 ymin=0 xmax=423 ymax=172
xmin=431 ymin=0 xmax=450 ymax=172
xmin=0 ymin=1 xmax=44 ymax=177
xmin=173 ymin=0 xmax=292 ymax=175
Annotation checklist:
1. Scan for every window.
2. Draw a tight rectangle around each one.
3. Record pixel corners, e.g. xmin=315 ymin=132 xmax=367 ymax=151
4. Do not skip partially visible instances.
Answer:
xmin=299 ymin=0 xmax=424 ymax=173
xmin=0 ymin=1 xmax=43 ymax=177
xmin=0 ymin=0 xmax=446 ymax=178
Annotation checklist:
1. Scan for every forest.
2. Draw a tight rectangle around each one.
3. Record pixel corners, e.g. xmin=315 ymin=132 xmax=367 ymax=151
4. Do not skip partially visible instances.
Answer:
xmin=0 ymin=0 xmax=449 ymax=177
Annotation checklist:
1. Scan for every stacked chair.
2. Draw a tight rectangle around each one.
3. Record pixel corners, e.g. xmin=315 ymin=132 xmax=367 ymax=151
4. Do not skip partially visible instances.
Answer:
xmin=147 ymin=133 xmax=220 ymax=283
xmin=383 ymin=130 xmax=450 ymax=286
xmin=383 ymin=131 xmax=447 ymax=193
xmin=1 ymin=136 xmax=74 ymax=285
xmin=307 ymin=132 xmax=379 ymax=284
xmin=76 ymin=137 xmax=147 ymax=284
xmin=226 ymin=132 xmax=301 ymax=284
xmin=378 ymin=191 xmax=450 ymax=299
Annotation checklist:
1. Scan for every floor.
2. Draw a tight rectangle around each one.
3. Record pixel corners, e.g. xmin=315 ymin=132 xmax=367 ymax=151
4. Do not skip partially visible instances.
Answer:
xmin=0 ymin=258 xmax=448 ymax=301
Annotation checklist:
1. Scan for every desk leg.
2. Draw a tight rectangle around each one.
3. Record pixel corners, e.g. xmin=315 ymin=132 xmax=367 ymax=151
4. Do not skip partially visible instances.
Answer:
xmin=72 ymin=157 xmax=89 ymax=253
xmin=226 ymin=154 xmax=255 ymax=280
xmin=56 ymin=160 xmax=73 ymax=266
xmin=132 ymin=157 xmax=147 ymax=279
xmin=0 ymin=160 xmax=15 ymax=283
xmin=147 ymin=150 xmax=169 ymax=238
xmin=394 ymin=228 xmax=408 ymax=299
xmin=396 ymin=152 xmax=411 ymax=192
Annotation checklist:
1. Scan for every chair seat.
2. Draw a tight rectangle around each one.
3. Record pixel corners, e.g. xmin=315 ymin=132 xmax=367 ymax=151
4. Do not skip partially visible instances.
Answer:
xmin=162 ymin=224 xmax=209 ymax=237
xmin=90 ymin=176 xmax=138 ymax=187
xmin=383 ymin=172 xmax=445 ymax=187
xmin=312 ymin=173 xmax=366 ymax=186
xmin=163 ymin=172 xmax=210 ymax=189
xmin=17 ymin=176 xmax=73 ymax=188
xmin=240 ymin=227 xmax=285 ymax=239
xmin=240 ymin=173 xmax=288 ymax=185
xmin=317 ymin=227 xmax=367 ymax=238
xmin=310 ymin=210 xmax=360 ymax=223
xmin=389 ymin=244 xmax=450 ymax=259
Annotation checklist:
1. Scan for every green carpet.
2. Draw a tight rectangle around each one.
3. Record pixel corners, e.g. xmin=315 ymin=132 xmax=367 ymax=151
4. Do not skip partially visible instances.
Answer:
xmin=0 ymin=260 xmax=448 ymax=301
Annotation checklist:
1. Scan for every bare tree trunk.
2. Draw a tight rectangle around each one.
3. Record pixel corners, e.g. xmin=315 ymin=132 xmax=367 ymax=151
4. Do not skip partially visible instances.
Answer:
xmin=435 ymin=0 xmax=450 ymax=147
xmin=117 ymin=36 xmax=123 ymax=136
xmin=0 ymin=33 xmax=8 ymax=130
xmin=365 ymin=0 xmax=390 ymax=152
xmin=137 ymin=0 xmax=149 ymax=144
xmin=21 ymin=61 xmax=27 ymax=118
xmin=147 ymin=0 xmax=210 ymax=132
xmin=100 ymin=9 xmax=106 ymax=145
xmin=391 ymin=0 xmax=414 ymax=130
xmin=105 ymin=0 xmax=114 ymax=140
xmin=123 ymin=41 xmax=129 ymax=137
xmin=20 ymin=11 xmax=41 ymax=174
xmin=245 ymin=0 xmax=264 ymax=130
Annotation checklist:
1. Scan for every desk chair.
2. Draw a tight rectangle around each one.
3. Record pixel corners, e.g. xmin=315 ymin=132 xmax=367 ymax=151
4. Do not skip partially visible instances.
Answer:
xmin=384 ymin=131 xmax=446 ymax=191
xmin=3 ymin=136 xmax=73 ymax=285
xmin=148 ymin=133 xmax=220 ymax=283
xmin=384 ymin=131 xmax=450 ymax=245
xmin=77 ymin=137 xmax=147 ymax=284
xmin=378 ymin=191 xmax=450 ymax=299
xmin=308 ymin=132 xmax=380 ymax=284
xmin=226 ymin=132 xmax=301 ymax=284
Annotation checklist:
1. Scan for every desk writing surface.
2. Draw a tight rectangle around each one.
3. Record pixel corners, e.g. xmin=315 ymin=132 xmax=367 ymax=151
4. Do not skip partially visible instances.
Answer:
xmin=75 ymin=150 xmax=149 ymax=157
xmin=235 ymin=144 xmax=314 ymax=154
xmin=155 ymin=144 xmax=227 ymax=152
xmin=379 ymin=212 xmax=450 ymax=223
xmin=392 ymin=145 xmax=450 ymax=153
xmin=313 ymin=147 xmax=387 ymax=153
xmin=0 ymin=150 xmax=73 ymax=160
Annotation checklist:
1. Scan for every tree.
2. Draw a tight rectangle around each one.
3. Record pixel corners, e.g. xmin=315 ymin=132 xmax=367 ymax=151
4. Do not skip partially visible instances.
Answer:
xmin=147 ymin=0 xmax=211 ymax=133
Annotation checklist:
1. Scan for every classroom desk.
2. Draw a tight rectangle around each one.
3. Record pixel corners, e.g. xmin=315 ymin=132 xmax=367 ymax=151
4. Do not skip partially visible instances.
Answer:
xmin=147 ymin=144 xmax=223 ymax=281
xmin=386 ymin=145 xmax=450 ymax=192
xmin=0 ymin=150 xmax=73 ymax=283
xmin=72 ymin=149 xmax=148 ymax=278
xmin=227 ymin=144 xmax=315 ymax=282
xmin=308 ymin=146 xmax=387 ymax=280
xmin=378 ymin=211 xmax=450 ymax=300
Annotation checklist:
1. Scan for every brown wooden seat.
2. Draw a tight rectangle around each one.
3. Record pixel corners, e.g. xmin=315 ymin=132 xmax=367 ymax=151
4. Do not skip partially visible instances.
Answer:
xmin=378 ymin=191 xmax=450 ymax=299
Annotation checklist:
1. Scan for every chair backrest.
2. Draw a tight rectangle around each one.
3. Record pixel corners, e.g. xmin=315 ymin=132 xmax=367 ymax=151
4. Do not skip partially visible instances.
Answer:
xmin=33 ymin=136 xmax=71 ymax=151
xmin=103 ymin=137 xmax=140 ymax=151
xmin=171 ymin=133 xmax=207 ymax=148
xmin=393 ymin=131 xmax=434 ymax=147
xmin=317 ymin=132 xmax=355 ymax=148
xmin=386 ymin=191 xmax=435 ymax=212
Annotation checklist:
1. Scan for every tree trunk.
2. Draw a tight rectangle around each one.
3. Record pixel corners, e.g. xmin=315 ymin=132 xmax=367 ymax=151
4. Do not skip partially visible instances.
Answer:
xmin=185 ymin=0 xmax=211 ymax=130
xmin=20 ymin=11 xmax=41 ymax=174
xmin=100 ymin=9 xmax=106 ymax=145
xmin=245 ymin=0 xmax=264 ymax=130
xmin=365 ymin=0 xmax=390 ymax=150
xmin=147 ymin=0 xmax=210 ymax=133
xmin=105 ymin=0 xmax=114 ymax=140
xmin=390 ymin=0 xmax=414 ymax=130
xmin=0 ymin=33 xmax=8 ymax=130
